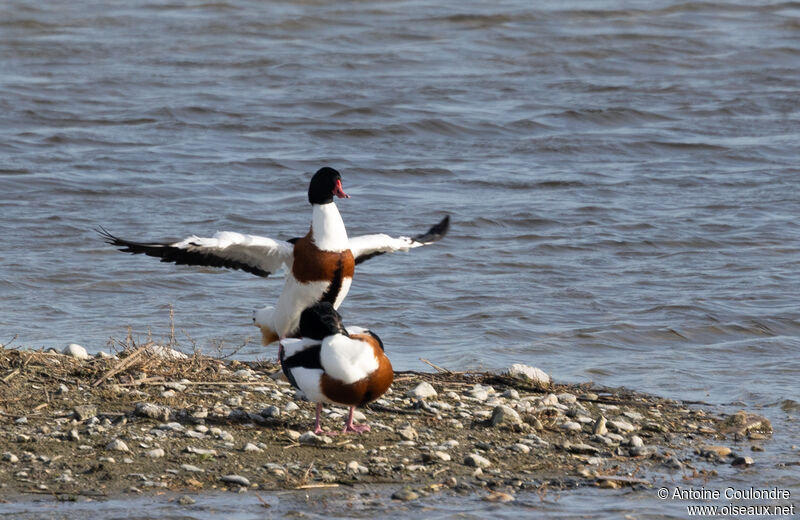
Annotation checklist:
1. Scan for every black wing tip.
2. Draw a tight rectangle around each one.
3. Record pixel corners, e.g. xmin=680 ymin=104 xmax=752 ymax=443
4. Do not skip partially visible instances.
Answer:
xmin=414 ymin=214 xmax=450 ymax=244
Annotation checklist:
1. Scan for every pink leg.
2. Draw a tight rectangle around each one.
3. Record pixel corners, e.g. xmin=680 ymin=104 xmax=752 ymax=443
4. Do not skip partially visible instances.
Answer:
xmin=342 ymin=406 xmax=371 ymax=434
xmin=313 ymin=403 xmax=325 ymax=435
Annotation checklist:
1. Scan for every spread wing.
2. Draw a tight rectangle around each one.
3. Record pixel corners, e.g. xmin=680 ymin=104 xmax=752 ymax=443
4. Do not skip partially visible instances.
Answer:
xmin=98 ymin=227 xmax=294 ymax=278
xmin=349 ymin=215 xmax=450 ymax=265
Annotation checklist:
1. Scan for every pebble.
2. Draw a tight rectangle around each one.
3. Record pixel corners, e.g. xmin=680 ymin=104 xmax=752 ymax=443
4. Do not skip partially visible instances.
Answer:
xmin=628 ymin=435 xmax=644 ymax=448
xmin=560 ymin=421 xmax=582 ymax=432
xmin=106 ymin=439 xmax=130 ymax=452
xmin=63 ymin=343 xmax=90 ymax=360
xmin=608 ymin=419 xmax=636 ymax=433
xmin=540 ymin=394 xmax=559 ymax=406
xmin=557 ymin=393 xmax=578 ymax=405
xmin=243 ymin=442 xmax=262 ymax=453
xmin=73 ymin=405 xmax=97 ymax=422
xmin=566 ymin=442 xmax=600 ymax=455
xmin=184 ymin=446 xmax=217 ymax=456
xmin=392 ymin=488 xmax=419 ymax=501
xmin=346 ymin=461 xmax=369 ymax=474
xmin=178 ymin=495 xmax=195 ymax=506
xmin=593 ymin=416 xmax=608 ymax=435
xmin=502 ymin=389 xmax=520 ymax=399
xmin=732 ymin=456 xmax=754 ymax=466
xmin=299 ymin=431 xmax=332 ymax=445
xmin=397 ymin=427 xmax=418 ymax=441
xmin=511 ymin=443 xmax=531 ymax=454
xmin=57 ymin=384 xmax=69 ymax=395
xmin=2 ymin=452 xmax=19 ymax=463
xmin=663 ymin=456 xmax=683 ymax=469
xmin=181 ymin=464 xmax=205 ymax=473
xmin=406 ymin=382 xmax=437 ymax=399
xmin=701 ymin=445 xmax=731 ymax=458
xmin=464 ymin=453 xmax=491 ymax=468
xmin=163 ymin=382 xmax=187 ymax=392
xmin=284 ymin=402 xmax=300 ymax=413
xmin=483 ymin=491 xmax=515 ymax=503
xmin=146 ymin=448 xmax=165 ymax=458
xmin=135 ymin=403 xmax=171 ymax=422
xmin=490 ymin=405 xmax=522 ymax=427
xmin=220 ymin=474 xmax=250 ymax=487
xmin=507 ymin=364 xmax=550 ymax=385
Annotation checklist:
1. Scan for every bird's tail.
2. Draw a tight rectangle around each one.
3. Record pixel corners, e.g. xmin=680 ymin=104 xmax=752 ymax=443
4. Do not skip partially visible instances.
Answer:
xmin=253 ymin=306 xmax=279 ymax=346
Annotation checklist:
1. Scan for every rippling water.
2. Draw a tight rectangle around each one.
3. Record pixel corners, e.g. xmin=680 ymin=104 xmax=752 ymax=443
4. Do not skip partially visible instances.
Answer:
xmin=1 ymin=0 xmax=799 ymax=517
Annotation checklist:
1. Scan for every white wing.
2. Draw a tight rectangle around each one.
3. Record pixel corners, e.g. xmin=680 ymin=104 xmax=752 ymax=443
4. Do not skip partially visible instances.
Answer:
xmin=349 ymin=215 xmax=450 ymax=265
xmin=99 ymin=228 xmax=294 ymax=278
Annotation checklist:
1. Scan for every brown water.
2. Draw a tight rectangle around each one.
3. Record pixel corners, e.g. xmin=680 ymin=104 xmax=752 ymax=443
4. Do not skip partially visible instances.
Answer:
xmin=1 ymin=0 xmax=799 ymax=516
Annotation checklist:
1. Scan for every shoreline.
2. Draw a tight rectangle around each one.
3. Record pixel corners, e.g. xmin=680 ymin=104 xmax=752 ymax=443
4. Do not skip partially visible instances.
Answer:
xmin=0 ymin=344 xmax=772 ymax=504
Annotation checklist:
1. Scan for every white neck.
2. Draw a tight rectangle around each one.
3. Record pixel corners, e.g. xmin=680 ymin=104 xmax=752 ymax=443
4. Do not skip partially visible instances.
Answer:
xmin=311 ymin=203 xmax=349 ymax=252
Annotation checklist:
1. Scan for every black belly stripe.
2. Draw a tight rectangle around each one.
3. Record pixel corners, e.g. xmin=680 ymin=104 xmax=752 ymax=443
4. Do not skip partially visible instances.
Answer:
xmin=320 ymin=257 xmax=344 ymax=305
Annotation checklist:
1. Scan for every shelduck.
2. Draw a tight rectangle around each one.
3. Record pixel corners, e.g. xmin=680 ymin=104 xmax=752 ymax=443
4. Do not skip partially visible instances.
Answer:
xmin=98 ymin=167 xmax=449 ymax=344
xmin=279 ymin=302 xmax=392 ymax=434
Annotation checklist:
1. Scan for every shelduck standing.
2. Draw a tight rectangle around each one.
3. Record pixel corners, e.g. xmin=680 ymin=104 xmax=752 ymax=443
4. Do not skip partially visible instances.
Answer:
xmin=99 ymin=167 xmax=449 ymax=344
xmin=279 ymin=302 xmax=392 ymax=434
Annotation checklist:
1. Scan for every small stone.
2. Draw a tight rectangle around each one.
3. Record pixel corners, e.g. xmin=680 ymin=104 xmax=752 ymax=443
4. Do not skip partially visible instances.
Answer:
xmin=2 ymin=452 xmax=19 ymax=463
xmin=732 ymin=456 xmax=754 ymax=466
xmin=407 ymin=382 xmax=437 ymax=399
xmin=284 ymin=402 xmax=300 ymax=413
xmin=346 ymin=460 xmax=369 ymax=474
xmin=286 ymin=430 xmax=301 ymax=441
xmin=511 ymin=443 xmax=530 ymax=454
xmin=57 ymin=384 xmax=69 ymax=395
xmin=560 ymin=421 xmax=582 ymax=432
xmin=299 ymin=431 xmax=331 ymax=445
xmin=628 ymin=435 xmax=644 ymax=448
xmin=63 ymin=343 xmax=90 ymax=360
xmin=99 ymin=457 xmax=115 ymax=464
xmin=161 ymin=390 xmax=177 ymax=398
xmin=146 ymin=448 xmax=165 ymax=459
xmin=490 ymin=405 xmax=521 ymax=427
xmin=502 ymin=389 xmax=520 ymax=399
xmin=68 ymin=429 xmax=80 ymax=442
xmin=220 ymin=474 xmax=250 ymax=487
xmin=181 ymin=464 xmax=205 ymax=473
xmin=134 ymin=403 xmax=171 ymax=422
xmin=507 ymin=364 xmax=550 ymax=385
xmin=593 ymin=416 xmax=608 ymax=436
xmin=392 ymin=488 xmax=419 ymax=501
xmin=622 ymin=410 xmax=644 ymax=421
xmin=178 ymin=495 xmax=195 ymax=506
xmin=260 ymin=406 xmax=280 ymax=418
xmin=15 ymin=417 xmax=27 ymax=425
xmin=540 ymin=393 xmax=559 ymax=406
xmin=106 ymin=439 xmax=130 ymax=452
xmin=483 ymin=491 xmax=515 ymax=502
xmin=608 ymin=419 xmax=636 ymax=433
xmin=557 ymin=393 xmax=577 ymax=405
xmin=566 ymin=442 xmax=600 ymax=455
xmin=73 ymin=405 xmax=97 ymax=421
xmin=464 ymin=453 xmax=491 ymax=468
xmin=184 ymin=446 xmax=217 ymax=456
xmin=663 ymin=456 xmax=683 ymax=469
xmin=243 ymin=443 xmax=262 ymax=453
xmin=433 ymin=450 xmax=451 ymax=462
xmin=701 ymin=445 xmax=731 ymax=458
xmin=163 ymin=382 xmax=187 ymax=392
xmin=397 ymin=427 xmax=418 ymax=441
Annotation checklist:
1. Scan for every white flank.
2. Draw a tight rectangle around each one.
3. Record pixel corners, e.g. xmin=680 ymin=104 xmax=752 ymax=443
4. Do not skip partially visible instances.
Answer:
xmin=311 ymin=203 xmax=349 ymax=252
xmin=345 ymin=326 xmax=368 ymax=336
xmin=289 ymin=367 xmax=326 ymax=403
xmin=320 ymin=334 xmax=379 ymax=384
xmin=281 ymin=337 xmax=320 ymax=358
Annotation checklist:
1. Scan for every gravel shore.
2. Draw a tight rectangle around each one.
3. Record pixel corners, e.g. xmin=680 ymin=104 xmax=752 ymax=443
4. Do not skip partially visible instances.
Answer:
xmin=0 ymin=343 xmax=772 ymax=503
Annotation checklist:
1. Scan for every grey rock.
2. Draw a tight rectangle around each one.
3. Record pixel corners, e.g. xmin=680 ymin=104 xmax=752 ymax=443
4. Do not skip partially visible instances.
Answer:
xmin=593 ymin=416 xmax=608 ymax=435
xmin=146 ymin=448 xmax=165 ymax=458
xmin=134 ymin=402 xmax=171 ymax=422
xmin=663 ymin=456 xmax=683 ymax=469
xmin=220 ymin=474 xmax=250 ymax=487
xmin=284 ymin=402 xmax=300 ymax=413
xmin=299 ymin=431 xmax=331 ymax=445
xmin=557 ymin=393 xmax=577 ymax=405
xmin=628 ymin=435 xmax=644 ymax=448
xmin=2 ymin=452 xmax=19 ymax=463
xmin=180 ymin=464 xmax=205 ymax=473
xmin=608 ymin=419 xmax=636 ymax=433
xmin=392 ymin=488 xmax=419 ymax=501
xmin=243 ymin=442 xmax=262 ymax=453
xmin=566 ymin=442 xmax=600 ymax=455
xmin=397 ymin=427 xmax=418 ymax=441
xmin=106 ymin=439 xmax=130 ymax=452
xmin=464 ymin=453 xmax=491 ymax=468
xmin=184 ymin=446 xmax=217 ymax=456
xmin=406 ymin=382 xmax=437 ymax=399
xmin=560 ymin=421 xmax=582 ymax=432
xmin=57 ymin=383 xmax=69 ymax=395
xmin=73 ymin=405 xmax=97 ymax=421
xmin=63 ymin=343 xmax=90 ymax=360
xmin=146 ymin=345 xmax=188 ymax=359
xmin=732 ymin=456 xmax=754 ymax=466
xmin=502 ymin=389 xmax=520 ymax=399
xmin=260 ymin=406 xmax=281 ymax=418
xmin=540 ymin=393 xmax=559 ymax=406
xmin=490 ymin=405 xmax=521 ymax=427
xmin=346 ymin=460 xmax=369 ymax=474
xmin=178 ymin=495 xmax=196 ymax=506
xmin=511 ymin=443 xmax=531 ymax=454
xmin=507 ymin=364 xmax=550 ymax=385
